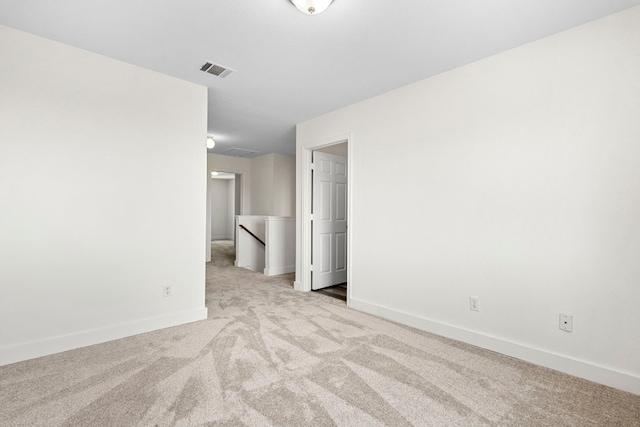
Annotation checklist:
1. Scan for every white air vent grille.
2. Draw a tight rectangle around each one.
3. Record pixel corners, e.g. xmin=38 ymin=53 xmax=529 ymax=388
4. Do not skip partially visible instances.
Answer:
xmin=200 ymin=61 xmax=235 ymax=78
xmin=221 ymin=148 xmax=260 ymax=158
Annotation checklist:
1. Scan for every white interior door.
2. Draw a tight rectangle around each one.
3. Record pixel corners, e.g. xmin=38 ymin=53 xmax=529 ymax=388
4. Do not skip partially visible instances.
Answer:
xmin=312 ymin=151 xmax=347 ymax=290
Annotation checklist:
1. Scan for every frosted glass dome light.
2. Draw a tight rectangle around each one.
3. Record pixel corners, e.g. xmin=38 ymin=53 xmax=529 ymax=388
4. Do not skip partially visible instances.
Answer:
xmin=289 ymin=0 xmax=334 ymax=15
xmin=206 ymin=137 xmax=215 ymax=149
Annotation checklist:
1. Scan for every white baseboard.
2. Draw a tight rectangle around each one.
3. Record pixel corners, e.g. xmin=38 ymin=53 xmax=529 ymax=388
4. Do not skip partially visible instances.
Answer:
xmin=264 ymin=265 xmax=295 ymax=276
xmin=349 ymin=298 xmax=640 ymax=395
xmin=0 ymin=307 xmax=208 ymax=367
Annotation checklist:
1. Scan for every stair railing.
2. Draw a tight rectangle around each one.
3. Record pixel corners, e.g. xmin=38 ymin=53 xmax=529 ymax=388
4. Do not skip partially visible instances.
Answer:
xmin=238 ymin=224 xmax=265 ymax=246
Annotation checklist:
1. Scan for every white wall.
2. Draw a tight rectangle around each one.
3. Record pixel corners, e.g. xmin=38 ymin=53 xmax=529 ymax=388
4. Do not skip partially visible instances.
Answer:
xmin=264 ymin=217 xmax=296 ymax=276
xmin=0 ymin=26 xmax=208 ymax=365
xmin=296 ymin=7 xmax=640 ymax=394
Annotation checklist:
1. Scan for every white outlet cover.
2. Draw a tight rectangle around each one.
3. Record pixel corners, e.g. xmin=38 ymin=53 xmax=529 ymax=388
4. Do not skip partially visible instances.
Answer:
xmin=470 ymin=297 xmax=479 ymax=312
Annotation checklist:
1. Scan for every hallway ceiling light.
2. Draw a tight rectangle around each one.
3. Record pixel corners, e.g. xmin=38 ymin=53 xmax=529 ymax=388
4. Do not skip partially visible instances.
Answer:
xmin=207 ymin=137 xmax=215 ymax=149
xmin=289 ymin=0 xmax=333 ymax=15
xmin=211 ymin=171 xmax=220 ymax=177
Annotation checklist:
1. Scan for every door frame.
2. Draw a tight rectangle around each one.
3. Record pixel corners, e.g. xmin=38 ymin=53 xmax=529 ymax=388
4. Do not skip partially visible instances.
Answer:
xmin=294 ymin=133 xmax=352 ymax=306
xmin=209 ymin=173 xmax=237 ymax=241
xmin=206 ymin=167 xmax=246 ymax=263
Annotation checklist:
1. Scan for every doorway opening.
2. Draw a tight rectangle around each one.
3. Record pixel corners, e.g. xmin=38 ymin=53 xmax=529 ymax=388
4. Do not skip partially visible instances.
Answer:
xmin=294 ymin=135 xmax=351 ymax=305
xmin=311 ymin=145 xmax=348 ymax=301
xmin=209 ymin=171 xmax=242 ymax=260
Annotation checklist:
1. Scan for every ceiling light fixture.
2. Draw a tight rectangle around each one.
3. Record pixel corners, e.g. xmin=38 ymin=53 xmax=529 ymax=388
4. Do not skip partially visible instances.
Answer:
xmin=289 ymin=0 xmax=333 ymax=15
xmin=206 ymin=137 xmax=215 ymax=149
xmin=211 ymin=171 xmax=220 ymax=177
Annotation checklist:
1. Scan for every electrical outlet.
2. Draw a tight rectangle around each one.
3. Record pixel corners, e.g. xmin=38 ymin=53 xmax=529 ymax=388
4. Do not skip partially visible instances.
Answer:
xmin=559 ymin=313 xmax=573 ymax=332
xmin=163 ymin=285 xmax=172 ymax=297
xmin=470 ymin=297 xmax=480 ymax=312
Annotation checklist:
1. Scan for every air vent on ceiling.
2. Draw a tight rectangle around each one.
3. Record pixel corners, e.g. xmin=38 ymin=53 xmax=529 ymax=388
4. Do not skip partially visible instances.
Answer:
xmin=200 ymin=61 xmax=235 ymax=78
xmin=221 ymin=147 xmax=260 ymax=158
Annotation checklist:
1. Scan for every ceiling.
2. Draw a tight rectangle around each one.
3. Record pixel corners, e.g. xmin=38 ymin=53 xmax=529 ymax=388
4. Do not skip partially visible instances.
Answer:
xmin=2 ymin=1 xmax=639 ymax=157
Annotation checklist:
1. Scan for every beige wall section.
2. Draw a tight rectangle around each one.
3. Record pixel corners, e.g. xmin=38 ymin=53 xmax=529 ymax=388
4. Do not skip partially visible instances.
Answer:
xmin=248 ymin=153 xmax=295 ymax=216
xmin=249 ymin=154 xmax=275 ymax=215
xmin=208 ymin=152 xmax=294 ymax=216
xmin=316 ymin=142 xmax=348 ymax=158
xmin=210 ymin=179 xmax=235 ymax=240
xmin=227 ymin=179 xmax=236 ymax=238
xmin=206 ymin=152 xmax=295 ymax=260
xmin=296 ymin=7 xmax=640 ymax=393
xmin=0 ymin=25 xmax=208 ymax=365
xmin=273 ymin=153 xmax=296 ymax=216
xmin=207 ymin=153 xmax=252 ymax=213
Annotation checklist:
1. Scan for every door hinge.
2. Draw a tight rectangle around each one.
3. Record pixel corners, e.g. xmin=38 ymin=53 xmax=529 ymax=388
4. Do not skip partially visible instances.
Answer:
xmin=311 ymin=162 xmax=315 ymax=170
xmin=310 ymin=264 xmax=313 ymax=272
xmin=310 ymin=214 xmax=314 ymax=221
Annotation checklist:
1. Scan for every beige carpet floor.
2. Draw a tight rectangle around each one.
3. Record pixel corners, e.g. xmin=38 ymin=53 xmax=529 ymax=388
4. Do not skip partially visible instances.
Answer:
xmin=0 ymin=240 xmax=638 ymax=426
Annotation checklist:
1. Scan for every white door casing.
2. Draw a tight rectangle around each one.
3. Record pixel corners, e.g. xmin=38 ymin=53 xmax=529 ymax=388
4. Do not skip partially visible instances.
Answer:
xmin=312 ymin=151 xmax=347 ymax=290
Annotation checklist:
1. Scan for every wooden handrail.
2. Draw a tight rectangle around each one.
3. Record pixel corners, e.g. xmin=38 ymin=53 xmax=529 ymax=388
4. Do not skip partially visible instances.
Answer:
xmin=239 ymin=224 xmax=265 ymax=246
